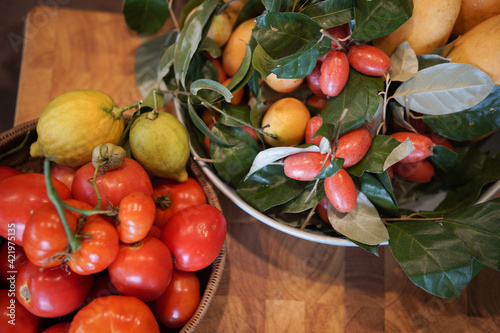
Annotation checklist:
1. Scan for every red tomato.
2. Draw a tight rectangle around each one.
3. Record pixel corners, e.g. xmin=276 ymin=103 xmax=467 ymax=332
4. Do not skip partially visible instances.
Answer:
xmin=390 ymin=132 xmax=434 ymax=163
xmin=50 ymin=163 xmax=78 ymax=190
xmin=319 ymin=50 xmax=349 ymax=97
xmin=118 ymin=192 xmax=156 ymax=244
xmin=0 ymin=289 xmax=39 ymax=333
xmin=347 ymin=44 xmax=391 ymax=77
xmin=306 ymin=63 xmax=324 ymax=97
xmin=0 ymin=173 xmax=72 ymax=246
xmin=0 ymin=166 xmax=22 ymax=182
xmin=284 ymin=152 xmax=331 ymax=181
xmin=22 ymin=201 xmax=79 ymax=268
xmin=108 ymin=237 xmax=173 ymax=302
xmin=0 ymin=241 xmax=26 ymax=287
xmin=70 ymin=295 xmax=160 ymax=333
xmin=160 ymin=204 xmax=226 ymax=272
xmin=305 ymin=115 xmax=324 ymax=146
xmin=68 ymin=214 xmax=120 ymax=275
xmin=41 ymin=322 xmax=70 ymax=333
xmin=324 ymin=169 xmax=357 ymax=213
xmin=153 ymin=177 xmax=207 ymax=229
xmin=72 ymin=158 xmax=153 ymax=210
xmin=16 ymin=261 xmax=93 ymax=318
xmin=306 ymin=94 xmax=327 ymax=111
xmin=83 ymin=273 xmax=119 ymax=304
xmin=149 ymin=270 xmax=201 ymax=328
xmin=335 ymin=128 xmax=372 ymax=167
xmin=147 ymin=225 xmax=162 ymax=239
xmin=393 ymin=159 xmax=435 ymax=183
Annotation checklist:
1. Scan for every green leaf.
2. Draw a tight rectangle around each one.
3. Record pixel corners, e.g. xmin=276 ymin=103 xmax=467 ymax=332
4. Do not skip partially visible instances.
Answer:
xmin=427 ymin=145 xmax=458 ymax=176
xmin=428 ymin=154 xmax=500 ymax=217
xmin=417 ymin=54 xmax=450 ymax=71
xmin=190 ymin=79 xmax=233 ymax=103
xmin=300 ymin=0 xmax=354 ymax=29
xmin=393 ymin=63 xmax=496 ymax=115
xmin=186 ymin=101 xmax=231 ymax=147
xmin=352 ymin=0 xmax=413 ymax=40
xmin=328 ymin=192 xmax=389 ymax=245
xmin=211 ymin=123 xmax=260 ymax=185
xmin=174 ymin=0 xmax=218 ymax=88
xmin=123 ymin=0 xmax=169 ymax=34
xmin=354 ymin=172 xmax=399 ymax=217
xmin=157 ymin=36 xmax=178 ymax=83
xmin=349 ymin=239 xmax=380 ymax=256
xmin=348 ymin=135 xmax=415 ymax=177
xmin=218 ymin=104 xmax=252 ymax=127
xmin=253 ymin=12 xmax=330 ymax=59
xmin=320 ymin=69 xmax=384 ymax=136
xmin=135 ymin=33 xmax=176 ymax=98
xmin=314 ymin=157 xmax=344 ymax=180
xmin=261 ymin=0 xmax=282 ymax=12
xmin=237 ymin=164 xmax=307 ymax=212
xmin=280 ymin=180 xmax=326 ymax=214
xmin=387 ymin=221 xmax=472 ymax=298
xmin=443 ymin=198 xmax=500 ymax=270
xmin=423 ymin=85 xmax=500 ymax=141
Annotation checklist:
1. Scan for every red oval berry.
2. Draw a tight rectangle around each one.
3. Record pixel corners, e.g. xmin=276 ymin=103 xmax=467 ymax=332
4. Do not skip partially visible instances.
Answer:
xmin=393 ymin=159 xmax=435 ymax=183
xmin=347 ymin=44 xmax=391 ymax=77
xmin=316 ymin=197 xmax=330 ymax=223
xmin=306 ymin=94 xmax=327 ymax=111
xmin=328 ymin=23 xmax=351 ymax=49
xmin=305 ymin=115 xmax=324 ymax=146
xmin=307 ymin=63 xmax=325 ymax=97
xmin=319 ymin=50 xmax=349 ymax=97
xmin=335 ymin=128 xmax=372 ymax=167
xmin=390 ymin=132 xmax=434 ymax=163
xmin=284 ymin=152 xmax=331 ymax=181
xmin=324 ymin=169 xmax=357 ymax=213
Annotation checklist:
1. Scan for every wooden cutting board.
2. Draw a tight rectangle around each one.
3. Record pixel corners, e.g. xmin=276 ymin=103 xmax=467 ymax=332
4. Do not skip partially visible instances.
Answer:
xmin=15 ymin=6 xmax=500 ymax=333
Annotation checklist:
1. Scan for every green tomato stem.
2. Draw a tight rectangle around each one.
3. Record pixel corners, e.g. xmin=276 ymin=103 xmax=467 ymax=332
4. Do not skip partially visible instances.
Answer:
xmin=43 ymin=158 xmax=81 ymax=253
xmin=91 ymin=165 xmax=103 ymax=210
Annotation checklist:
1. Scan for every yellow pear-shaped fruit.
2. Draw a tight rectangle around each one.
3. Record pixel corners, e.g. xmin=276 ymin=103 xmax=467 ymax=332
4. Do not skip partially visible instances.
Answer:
xmin=30 ymin=89 xmax=125 ymax=167
xmin=372 ymin=0 xmax=462 ymax=56
xmin=129 ymin=111 xmax=190 ymax=182
xmin=451 ymin=0 xmax=500 ymax=39
xmin=222 ymin=18 xmax=256 ymax=77
xmin=447 ymin=14 xmax=500 ymax=84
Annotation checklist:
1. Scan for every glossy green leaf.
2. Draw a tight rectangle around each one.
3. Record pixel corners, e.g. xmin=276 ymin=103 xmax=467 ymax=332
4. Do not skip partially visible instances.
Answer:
xmin=123 ymin=0 xmax=169 ymax=34
xmin=348 ymin=135 xmax=415 ymax=177
xmin=354 ymin=172 xmax=399 ymax=217
xmin=301 ymin=0 xmax=354 ymax=29
xmin=237 ymin=164 xmax=307 ymax=212
xmin=320 ymin=69 xmax=384 ymax=136
xmin=280 ymin=180 xmax=326 ymax=214
xmin=190 ymin=79 xmax=233 ymax=103
xmin=262 ymin=0 xmax=281 ymax=12
xmin=314 ymin=157 xmax=344 ymax=180
xmin=443 ymin=198 xmax=500 ymax=270
xmin=328 ymin=192 xmax=389 ymax=245
xmin=187 ymin=101 xmax=231 ymax=147
xmin=393 ymin=63 xmax=496 ymax=115
xmin=174 ymin=0 xmax=218 ymax=88
xmin=388 ymin=221 xmax=472 ymax=298
xmin=218 ymin=104 xmax=252 ymax=127
xmin=352 ymin=0 xmax=413 ymax=40
xmin=253 ymin=12 xmax=330 ymax=59
xmin=428 ymin=145 xmax=458 ymax=176
xmin=423 ymin=85 xmax=500 ymax=141
xmin=211 ymin=123 xmax=260 ymax=185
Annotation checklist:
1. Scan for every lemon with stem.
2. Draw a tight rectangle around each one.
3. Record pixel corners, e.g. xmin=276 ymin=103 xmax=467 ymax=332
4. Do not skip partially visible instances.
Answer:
xmin=129 ymin=110 xmax=190 ymax=182
xmin=30 ymin=89 xmax=139 ymax=167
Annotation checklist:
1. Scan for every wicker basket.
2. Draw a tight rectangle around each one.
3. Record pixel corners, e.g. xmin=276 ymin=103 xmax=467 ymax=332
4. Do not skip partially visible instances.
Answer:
xmin=0 ymin=119 xmax=226 ymax=332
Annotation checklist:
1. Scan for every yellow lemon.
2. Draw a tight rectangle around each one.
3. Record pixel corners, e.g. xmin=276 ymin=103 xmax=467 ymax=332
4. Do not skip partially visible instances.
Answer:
xmin=372 ymin=0 xmax=462 ymax=56
xmin=129 ymin=111 xmax=190 ymax=182
xmin=30 ymin=89 xmax=125 ymax=167
xmin=448 ymin=14 xmax=500 ymax=84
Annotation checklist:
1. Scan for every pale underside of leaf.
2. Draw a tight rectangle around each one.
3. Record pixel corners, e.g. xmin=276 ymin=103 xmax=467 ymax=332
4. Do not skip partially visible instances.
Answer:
xmin=327 ymin=191 xmax=389 ymax=245
xmin=389 ymin=41 xmax=418 ymax=82
xmin=393 ymin=63 xmax=495 ymax=115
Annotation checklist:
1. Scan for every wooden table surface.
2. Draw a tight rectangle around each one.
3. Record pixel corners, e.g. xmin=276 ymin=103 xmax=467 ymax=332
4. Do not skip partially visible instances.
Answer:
xmin=14 ymin=6 xmax=500 ymax=333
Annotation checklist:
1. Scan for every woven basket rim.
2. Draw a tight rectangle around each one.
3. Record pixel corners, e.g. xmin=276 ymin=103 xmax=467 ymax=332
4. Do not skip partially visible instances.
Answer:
xmin=0 ymin=118 xmax=226 ymax=332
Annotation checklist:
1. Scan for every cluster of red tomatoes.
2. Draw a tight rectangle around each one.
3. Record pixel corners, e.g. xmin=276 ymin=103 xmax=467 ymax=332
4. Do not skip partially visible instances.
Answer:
xmin=0 ymin=157 xmax=226 ymax=332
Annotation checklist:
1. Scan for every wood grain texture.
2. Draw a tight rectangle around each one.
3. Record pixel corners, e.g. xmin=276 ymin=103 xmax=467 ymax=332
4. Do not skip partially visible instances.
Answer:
xmin=14 ymin=7 xmax=500 ymax=333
